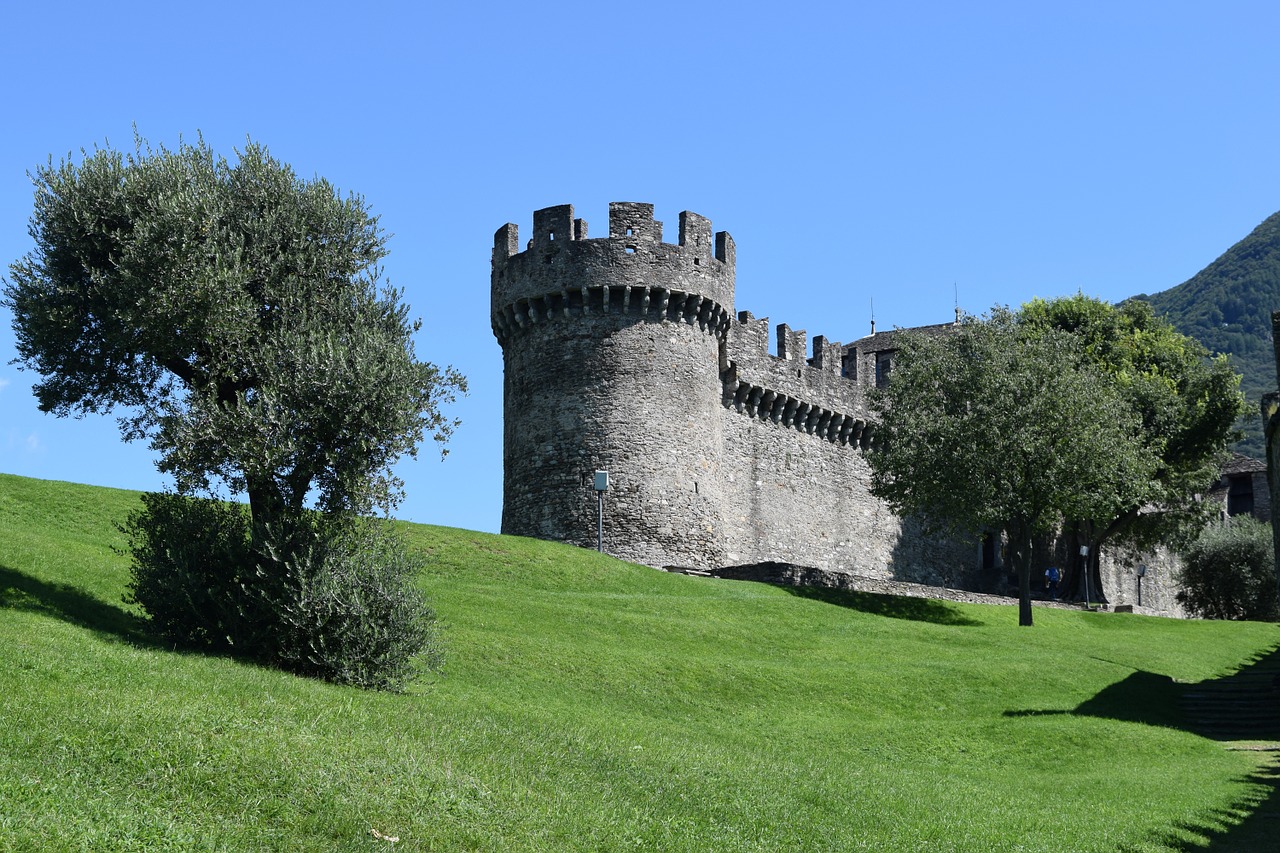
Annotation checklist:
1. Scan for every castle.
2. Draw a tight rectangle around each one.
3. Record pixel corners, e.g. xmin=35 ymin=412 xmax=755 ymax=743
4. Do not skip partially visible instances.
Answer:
xmin=491 ymin=202 xmax=979 ymax=588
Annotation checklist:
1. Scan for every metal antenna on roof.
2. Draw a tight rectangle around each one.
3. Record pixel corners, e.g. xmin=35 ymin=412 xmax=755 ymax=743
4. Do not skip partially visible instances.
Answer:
xmin=954 ymin=281 xmax=961 ymax=323
xmin=870 ymin=298 xmax=876 ymax=335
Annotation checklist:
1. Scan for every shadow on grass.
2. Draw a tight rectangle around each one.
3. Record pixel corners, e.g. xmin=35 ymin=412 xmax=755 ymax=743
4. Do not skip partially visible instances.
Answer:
xmin=780 ymin=585 xmax=984 ymax=626
xmin=0 ymin=563 xmax=152 ymax=645
xmin=1006 ymin=645 xmax=1280 ymax=850
xmin=1151 ymin=754 xmax=1280 ymax=852
xmin=1003 ymin=669 xmax=1186 ymax=728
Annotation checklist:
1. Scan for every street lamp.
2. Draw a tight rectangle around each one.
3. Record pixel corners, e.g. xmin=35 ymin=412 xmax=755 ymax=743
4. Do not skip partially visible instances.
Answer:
xmin=1136 ymin=563 xmax=1147 ymax=607
xmin=593 ymin=471 xmax=609 ymax=553
xmin=1080 ymin=545 xmax=1091 ymax=609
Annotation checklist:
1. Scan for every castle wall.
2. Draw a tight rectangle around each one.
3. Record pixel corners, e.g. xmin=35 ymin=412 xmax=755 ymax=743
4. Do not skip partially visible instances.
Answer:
xmin=717 ymin=312 xmax=979 ymax=585
xmin=493 ymin=203 xmax=734 ymax=568
xmin=1098 ymin=547 xmax=1187 ymax=616
xmin=500 ymin=313 xmax=727 ymax=568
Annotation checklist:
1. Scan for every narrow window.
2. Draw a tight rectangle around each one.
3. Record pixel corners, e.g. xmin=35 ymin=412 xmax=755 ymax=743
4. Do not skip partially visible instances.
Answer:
xmin=875 ymin=352 xmax=892 ymax=388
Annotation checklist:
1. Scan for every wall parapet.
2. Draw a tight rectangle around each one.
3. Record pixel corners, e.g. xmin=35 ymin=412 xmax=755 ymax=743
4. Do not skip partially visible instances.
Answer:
xmin=720 ymin=368 xmax=874 ymax=449
xmin=492 ymin=203 xmax=736 ymax=322
xmin=723 ymin=311 xmax=866 ymax=415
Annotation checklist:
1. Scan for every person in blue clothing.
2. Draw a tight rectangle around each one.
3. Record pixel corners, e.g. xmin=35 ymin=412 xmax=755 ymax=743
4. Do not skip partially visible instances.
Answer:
xmin=1044 ymin=565 xmax=1061 ymax=600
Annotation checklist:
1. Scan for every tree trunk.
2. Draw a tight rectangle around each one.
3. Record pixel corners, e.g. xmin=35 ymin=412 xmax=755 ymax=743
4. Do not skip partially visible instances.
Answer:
xmin=246 ymin=475 xmax=285 ymax=551
xmin=1008 ymin=522 xmax=1034 ymax=626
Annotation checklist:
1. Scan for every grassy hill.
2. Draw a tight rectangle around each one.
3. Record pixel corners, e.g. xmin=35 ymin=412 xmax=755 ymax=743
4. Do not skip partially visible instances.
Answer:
xmin=3 ymin=473 xmax=1280 ymax=851
xmin=1132 ymin=211 xmax=1280 ymax=458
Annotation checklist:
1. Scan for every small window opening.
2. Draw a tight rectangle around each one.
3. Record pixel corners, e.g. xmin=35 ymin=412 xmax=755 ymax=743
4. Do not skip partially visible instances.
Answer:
xmin=876 ymin=352 xmax=893 ymax=388
xmin=693 ymin=257 xmax=701 ymax=266
xmin=1227 ymin=474 xmax=1255 ymax=516
xmin=549 ymin=230 xmax=555 ymax=241
xmin=625 ymin=245 xmax=636 ymax=254
xmin=625 ymin=227 xmax=634 ymax=236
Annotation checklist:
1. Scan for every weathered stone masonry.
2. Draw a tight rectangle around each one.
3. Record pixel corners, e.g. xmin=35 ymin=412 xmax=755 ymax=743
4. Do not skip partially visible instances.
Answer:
xmin=492 ymin=202 xmax=977 ymax=586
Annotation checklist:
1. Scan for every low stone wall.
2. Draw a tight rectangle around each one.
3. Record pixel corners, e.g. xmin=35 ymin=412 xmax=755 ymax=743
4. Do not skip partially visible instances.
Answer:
xmin=708 ymin=561 xmax=1177 ymax=615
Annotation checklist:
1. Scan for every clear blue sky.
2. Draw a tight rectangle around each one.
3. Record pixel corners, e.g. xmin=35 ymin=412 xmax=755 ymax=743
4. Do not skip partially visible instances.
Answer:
xmin=2 ymin=1 xmax=1278 ymax=534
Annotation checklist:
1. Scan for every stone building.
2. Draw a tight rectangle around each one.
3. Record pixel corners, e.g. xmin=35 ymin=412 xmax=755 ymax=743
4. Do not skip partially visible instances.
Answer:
xmin=490 ymin=202 xmax=1187 ymax=612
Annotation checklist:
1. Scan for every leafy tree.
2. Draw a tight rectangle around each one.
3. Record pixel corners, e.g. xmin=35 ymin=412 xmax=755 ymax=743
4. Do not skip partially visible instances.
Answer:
xmin=1019 ymin=296 xmax=1244 ymax=601
xmin=867 ymin=309 xmax=1157 ymax=626
xmin=4 ymin=136 xmax=464 ymax=686
xmin=1176 ymin=517 xmax=1278 ymax=621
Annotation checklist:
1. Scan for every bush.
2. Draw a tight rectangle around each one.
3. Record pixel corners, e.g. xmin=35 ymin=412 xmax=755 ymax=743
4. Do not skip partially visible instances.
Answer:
xmin=123 ymin=492 xmax=254 ymax=652
xmin=253 ymin=515 xmax=441 ymax=691
xmin=1176 ymin=517 xmax=1279 ymax=621
xmin=124 ymin=493 xmax=440 ymax=690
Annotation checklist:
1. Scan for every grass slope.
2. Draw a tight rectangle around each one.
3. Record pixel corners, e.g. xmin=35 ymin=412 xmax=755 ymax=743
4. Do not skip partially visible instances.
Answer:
xmin=2 ymin=473 xmax=1280 ymax=851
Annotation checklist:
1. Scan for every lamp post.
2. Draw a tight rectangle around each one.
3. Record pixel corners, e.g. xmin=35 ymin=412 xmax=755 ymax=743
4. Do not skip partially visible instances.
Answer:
xmin=593 ymin=471 xmax=609 ymax=553
xmin=1080 ymin=545 xmax=1091 ymax=610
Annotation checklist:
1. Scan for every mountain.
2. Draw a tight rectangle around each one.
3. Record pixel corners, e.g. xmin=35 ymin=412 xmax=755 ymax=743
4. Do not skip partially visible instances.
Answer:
xmin=1130 ymin=210 xmax=1280 ymax=459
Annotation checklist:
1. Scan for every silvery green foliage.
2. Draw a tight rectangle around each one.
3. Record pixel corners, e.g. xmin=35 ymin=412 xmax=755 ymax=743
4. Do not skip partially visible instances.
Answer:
xmin=5 ymin=135 xmax=465 ymax=520
xmin=10 ymin=136 xmax=460 ymax=687
xmin=124 ymin=493 xmax=439 ymax=691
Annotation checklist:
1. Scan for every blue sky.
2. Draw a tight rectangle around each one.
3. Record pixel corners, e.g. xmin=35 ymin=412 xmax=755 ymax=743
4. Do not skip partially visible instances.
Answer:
xmin=2 ymin=1 xmax=1278 ymax=534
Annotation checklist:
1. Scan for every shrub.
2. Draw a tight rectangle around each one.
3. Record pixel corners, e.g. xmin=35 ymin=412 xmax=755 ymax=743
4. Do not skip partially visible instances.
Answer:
xmin=123 ymin=492 xmax=254 ymax=652
xmin=1176 ymin=516 xmax=1279 ymax=621
xmin=253 ymin=515 xmax=441 ymax=691
xmin=124 ymin=493 xmax=440 ymax=690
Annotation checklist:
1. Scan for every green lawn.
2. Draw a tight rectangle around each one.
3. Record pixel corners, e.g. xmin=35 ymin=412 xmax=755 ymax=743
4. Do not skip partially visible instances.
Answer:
xmin=2 ymin=472 xmax=1278 ymax=851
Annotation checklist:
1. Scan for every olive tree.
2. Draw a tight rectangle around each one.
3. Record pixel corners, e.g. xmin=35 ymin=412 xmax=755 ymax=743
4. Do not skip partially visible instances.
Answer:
xmin=4 ymin=136 xmax=465 ymax=687
xmin=867 ymin=309 xmax=1157 ymax=626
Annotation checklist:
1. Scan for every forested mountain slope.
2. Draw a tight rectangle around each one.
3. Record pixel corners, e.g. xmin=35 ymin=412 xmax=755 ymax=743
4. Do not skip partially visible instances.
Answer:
xmin=1131 ymin=210 xmax=1280 ymax=458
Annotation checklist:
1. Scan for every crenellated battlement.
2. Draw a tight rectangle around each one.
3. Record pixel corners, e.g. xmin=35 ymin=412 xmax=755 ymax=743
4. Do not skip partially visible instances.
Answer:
xmin=493 ymin=202 xmax=734 ymax=264
xmin=720 ymin=311 xmax=867 ymax=435
xmin=492 ymin=203 xmax=736 ymax=333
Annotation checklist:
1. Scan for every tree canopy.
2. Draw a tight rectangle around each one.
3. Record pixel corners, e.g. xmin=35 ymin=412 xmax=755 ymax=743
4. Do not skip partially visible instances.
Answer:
xmin=1020 ymin=295 xmax=1243 ymax=599
xmin=1176 ymin=516 xmax=1278 ymax=621
xmin=4 ymin=136 xmax=465 ymax=688
xmin=4 ymin=136 xmax=464 ymax=524
xmin=867 ymin=308 xmax=1158 ymax=625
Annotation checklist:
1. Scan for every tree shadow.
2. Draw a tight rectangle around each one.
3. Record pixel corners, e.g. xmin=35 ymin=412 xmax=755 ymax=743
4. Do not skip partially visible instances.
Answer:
xmin=1149 ymin=754 xmax=1280 ymax=852
xmin=0 ymin=563 xmax=152 ymax=645
xmin=1004 ymin=644 xmax=1280 ymax=850
xmin=1002 ymin=669 xmax=1187 ymax=729
xmin=780 ymin=585 xmax=984 ymax=626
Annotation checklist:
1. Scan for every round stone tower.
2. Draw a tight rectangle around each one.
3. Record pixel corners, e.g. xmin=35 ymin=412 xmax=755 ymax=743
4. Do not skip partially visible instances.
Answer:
xmin=491 ymin=202 xmax=735 ymax=568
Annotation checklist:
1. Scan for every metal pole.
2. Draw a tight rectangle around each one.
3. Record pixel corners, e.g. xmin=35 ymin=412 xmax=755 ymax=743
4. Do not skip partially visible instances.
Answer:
xmin=597 ymin=490 xmax=604 ymax=553
xmin=1081 ymin=545 xmax=1091 ymax=610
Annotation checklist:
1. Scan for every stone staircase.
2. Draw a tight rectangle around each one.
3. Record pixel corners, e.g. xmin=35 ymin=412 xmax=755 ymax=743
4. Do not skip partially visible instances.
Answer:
xmin=1181 ymin=648 xmax=1280 ymax=742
